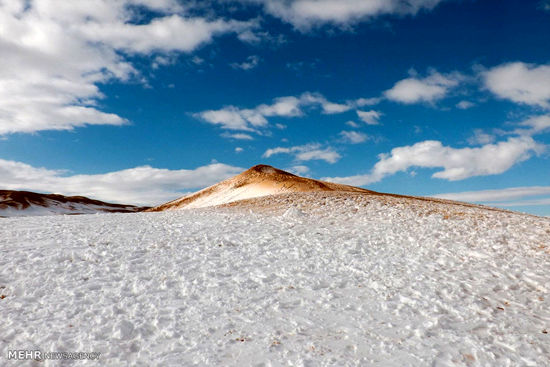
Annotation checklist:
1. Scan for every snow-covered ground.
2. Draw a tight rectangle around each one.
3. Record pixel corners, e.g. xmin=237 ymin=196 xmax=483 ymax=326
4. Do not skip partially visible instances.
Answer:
xmin=0 ymin=201 xmax=137 ymax=217
xmin=0 ymin=190 xmax=143 ymax=218
xmin=1 ymin=193 xmax=549 ymax=366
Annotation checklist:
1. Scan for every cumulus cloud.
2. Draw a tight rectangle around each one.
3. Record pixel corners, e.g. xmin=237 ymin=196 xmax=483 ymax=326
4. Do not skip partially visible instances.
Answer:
xmin=295 ymin=148 xmax=341 ymax=163
xmin=357 ymin=110 xmax=382 ymax=125
xmin=257 ymin=96 xmax=304 ymax=117
xmin=319 ymin=101 xmax=352 ymax=114
xmin=339 ymin=130 xmax=369 ymax=144
xmin=197 ymin=107 xmax=268 ymax=131
xmin=0 ymin=0 xmax=253 ymax=135
xmin=247 ymin=0 xmax=447 ymax=30
xmin=483 ymin=62 xmax=550 ymax=108
xmin=263 ymin=143 xmax=341 ymax=163
xmin=324 ymin=136 xmax=543 ymax=186
xmin=195 ymin=92 xmax=356 ymax=133
xmin=230 ymin=55 xmax=261 ymax=70
xmin=384 ymin=70 xmax=463 ymax=104
xmin=80 ymin=15 xmax=249 ymax=54
xmin=0 ymin=158 xmax=243 ymax=206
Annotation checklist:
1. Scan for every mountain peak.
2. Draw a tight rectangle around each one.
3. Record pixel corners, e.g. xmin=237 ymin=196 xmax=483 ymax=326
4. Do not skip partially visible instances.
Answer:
xmin=246 ymin=164 xmax=291 ymax=175
xmin=243 ymin=164 xmax=298 ymax=178
xmin=248 ymin=164 xmax=276 ymax=172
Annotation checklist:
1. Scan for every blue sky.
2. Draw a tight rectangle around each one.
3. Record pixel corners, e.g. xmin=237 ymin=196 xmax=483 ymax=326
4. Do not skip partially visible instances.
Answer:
xmin=0 ymin=0 xmax=549 ymax=215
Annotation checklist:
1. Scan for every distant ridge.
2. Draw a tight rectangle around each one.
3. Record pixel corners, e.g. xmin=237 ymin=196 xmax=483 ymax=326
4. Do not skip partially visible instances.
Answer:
xmin=148 ymin=164 xmax=375 ymax=211
xmin=0 ymin=190 xmax=148 ymax=217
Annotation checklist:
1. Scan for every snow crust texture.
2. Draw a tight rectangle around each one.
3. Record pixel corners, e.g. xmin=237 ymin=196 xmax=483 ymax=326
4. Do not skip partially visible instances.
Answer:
xmin=1 ymin=192 xmax=550 ymax=366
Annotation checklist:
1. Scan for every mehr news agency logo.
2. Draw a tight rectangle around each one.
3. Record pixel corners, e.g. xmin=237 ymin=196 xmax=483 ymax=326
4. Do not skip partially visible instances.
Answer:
xmin=8 ymin=350 xmax=101 ymax=361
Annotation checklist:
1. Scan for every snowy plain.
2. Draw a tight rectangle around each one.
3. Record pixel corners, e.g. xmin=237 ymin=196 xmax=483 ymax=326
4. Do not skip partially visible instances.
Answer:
xmin=0 ymin=202 xmax=135 ymax=217
xmin=1 ymin=192 xmax=550 ymax=366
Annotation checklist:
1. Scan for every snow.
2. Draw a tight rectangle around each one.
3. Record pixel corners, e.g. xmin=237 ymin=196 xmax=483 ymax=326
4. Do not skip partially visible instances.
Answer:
xmin=151 ymin=164 xmax=370 ymax=211
xmin=0 ymin=201 xmax=130 ymax=217
xmin=179 ymin=183 xmax=286 ymax=209
xmin=0 ymin=193 xmax=142 ymax=218
xmin=1 ymin=192 xmax=549 ymax=366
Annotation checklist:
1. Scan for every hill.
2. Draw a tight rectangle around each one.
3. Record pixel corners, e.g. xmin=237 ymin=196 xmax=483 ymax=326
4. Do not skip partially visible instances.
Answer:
xmin=0 ymin=190 xmax=147 ymax=217
xmin=149 ymin=164 xmax=376 ymax=211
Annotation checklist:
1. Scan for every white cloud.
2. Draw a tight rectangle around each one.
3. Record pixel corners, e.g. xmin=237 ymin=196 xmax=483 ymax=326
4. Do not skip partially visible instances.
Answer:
xmin=0 ymin=158 xmax=243 ymax=206
xmin=513 ymin=115 xmax=550 ymax=136
xmin=198 ymin=107 xmax=258 ymax=131
xmin=492 ymin=198 xmax=550 ymax=207
xmin=467 ymin=129 xmax=496 ymax=145
xmin=324 ymin=136 xmax=543 ymax=185
xmin=483 ymin=62 xmax=550 ymax=108
xmin=468 ymin=113 xmax=550 ymax=149
xmin=355 ymin=97 xmax=382 ymax=107
xmin=295 ymin=148 xmax=341 ymax=163
xmin=298 ymin=92 xmax=354 ymax=114
xmin=230 ymin=55 xmax=261 ymax=70
xmin=263 ymin=143 xmax=341 ymax=163
xmin=196 ymin=92 xmax=354 ymax=133
xmin=0 ymin=0 xmax=253 ymax=135
xmin=80 ymin=15 xmax=249 ymax=54
xmin=152 ymin=55 xmax=177 ymax=69
xmin=287 ymin=165 xmax=310 ymax=175
xmin=456 ymin=100 xmax=475 ymax=109
xmin=339 ymin=130 xmax=369 ymax=144
xmin=257 ymin=96 xmax=303 ymax=117
xmin=250 ymin=0 xmax=446 ymax=30
xmin=320 ymin=101 xmax=352 ymax=114
xmin=384 ymin=70 xmax=462 ymax=104
xmin=236 ymin=28 xmax=287 ymax=45
xmin=434 ymin=185 xmax=550 ymax=210
xmin=345 ymin=120 xmax=360 ymax=128
xmin=263 ymin=147 xmax=298 ymax=157
xmin=433 ymin=186 xmax=550 ymax=203
xmin=357 ymin=110 xmax=382 ymax=125
xmin=191 ymin=56 xmax=205 ymax=65
xmin=235 ymin=147 xmax=244 ymax=153
xmin=221 ymin=132 xmax=255 ymax=140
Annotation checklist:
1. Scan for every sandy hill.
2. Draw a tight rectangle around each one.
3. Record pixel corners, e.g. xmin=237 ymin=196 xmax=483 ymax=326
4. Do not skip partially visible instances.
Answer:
xmin=0 ymin=190 xmax=147 ymax=217
xmin=148 ymin=164 xmax=374 ymax=211
xmin=149 ymin=164 xmax=522 ymax=218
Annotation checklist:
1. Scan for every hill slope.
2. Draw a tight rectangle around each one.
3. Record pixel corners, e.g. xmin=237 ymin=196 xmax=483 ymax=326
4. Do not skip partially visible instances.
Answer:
xmin=148 ymin=164 xmax=516 ymax=216
xmin=0 ymin=190 xmax=147 ymax=217
xmin=148 ymin=164 xmax=374 ymax=211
